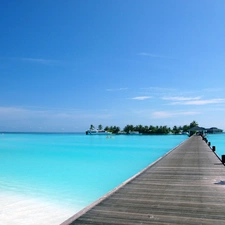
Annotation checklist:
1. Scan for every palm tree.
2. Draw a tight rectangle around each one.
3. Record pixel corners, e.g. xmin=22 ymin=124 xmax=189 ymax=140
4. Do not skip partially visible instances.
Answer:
xmin=182 ymin=125 xmax=189 ymax=132
xmin=123 ymin=125 xmax=134 ymax=133
xmin=173 ymin=125 xmax=179 ymax=134
xmin=98 ymin=124 xmax=103 ymax=130
xmin=104 ymin=126 xmax=109 ymax=131
xmin=149 ymin=125 xmax=156 ymax=134
xmin=90 ymin=124 xmax=95 ymax=130
xmin=190 ymin=121 xmax=198 ymax=128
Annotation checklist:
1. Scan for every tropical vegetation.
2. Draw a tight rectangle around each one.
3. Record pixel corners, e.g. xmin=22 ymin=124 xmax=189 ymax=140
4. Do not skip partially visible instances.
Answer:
xmin=89 ymin=121 xmax=199 ymax=135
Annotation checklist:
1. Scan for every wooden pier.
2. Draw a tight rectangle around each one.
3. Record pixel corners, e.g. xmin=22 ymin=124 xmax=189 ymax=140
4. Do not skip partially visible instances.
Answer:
xmin=61 ymin=135 xmax=225 ymax=225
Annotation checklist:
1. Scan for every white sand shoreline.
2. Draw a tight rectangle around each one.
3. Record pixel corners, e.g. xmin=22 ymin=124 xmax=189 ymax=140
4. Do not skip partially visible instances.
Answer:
xmin=0 ymin=191 xmax=79 ymax=225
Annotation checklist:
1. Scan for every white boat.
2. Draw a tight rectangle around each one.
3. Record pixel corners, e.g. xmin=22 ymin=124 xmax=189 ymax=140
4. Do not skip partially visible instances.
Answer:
xmin=86 ymin=129 xmax=112 ymax=135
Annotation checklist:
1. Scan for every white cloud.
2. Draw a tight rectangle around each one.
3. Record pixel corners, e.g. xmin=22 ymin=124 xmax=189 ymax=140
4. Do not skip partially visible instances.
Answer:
xmin=203 ymin=88 xmax=224 ymax=92
xmin=21 ymin=58 xmax=59 ymax=65
xmin=171 ymin=98 xmax=225 ymax=105
xmin=152 ymin=111 xmax=200 ymax=119
xmin=131 ymin=96 xmax=152 ymax=100
xmin=162 ymin=95 xmax=225 ymax=106
xmin=140 ymin=87 xmax=177 ymax=97
xmin=0 ymin=106 xmax=113 ymax=121
xmin=106 ymin=88 xmax=128 ymax=91
xmin=152 ymin=111 xmax=171 ymax=118
xmin=0 ymin=106 xmax=24 ymax=114
xmin=142 ymin=86 xmax=176 ymax=90
xmin=162 ymin=96 xmax=201 ymax=101
xmin=0 ymin=106 xmax=48 ymax=118
xmin=138 ymin=52 xmax=168 ymax=58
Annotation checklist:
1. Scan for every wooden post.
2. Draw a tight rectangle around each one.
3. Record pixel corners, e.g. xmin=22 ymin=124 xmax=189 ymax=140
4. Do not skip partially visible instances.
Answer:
xmin=208 ymin=142 xmax=211 ymax=147
xmin=212 ymin=146 xmax=216 ymax=152
xmin=222 ymin=155 xmax=225 ymax=164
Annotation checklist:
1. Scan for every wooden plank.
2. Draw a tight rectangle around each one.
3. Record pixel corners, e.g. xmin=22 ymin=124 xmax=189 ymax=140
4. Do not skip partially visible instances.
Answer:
xmin=61 ymin=135 xmax=225 ymax=225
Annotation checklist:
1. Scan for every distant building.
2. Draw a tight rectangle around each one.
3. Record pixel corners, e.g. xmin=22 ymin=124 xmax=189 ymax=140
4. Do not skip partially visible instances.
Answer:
xmin=188 ymin=126 xmax=206 ymax=136
xmin=188 ymin=126 xmax=223 ymax=136
xmin=206 ymin=127 xmax=223 ymax=134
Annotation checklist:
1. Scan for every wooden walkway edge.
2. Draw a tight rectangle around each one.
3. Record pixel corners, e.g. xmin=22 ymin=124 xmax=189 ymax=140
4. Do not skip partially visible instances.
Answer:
xmin=61 ymin=135 xmax=225 ymax=225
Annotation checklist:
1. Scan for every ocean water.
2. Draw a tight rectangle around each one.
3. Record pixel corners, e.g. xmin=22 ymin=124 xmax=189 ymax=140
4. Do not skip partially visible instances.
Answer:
xmin=0 ymin=133 xmax=188 ymax=225
xmin=207 ymin=133 xmax=225 ymax=158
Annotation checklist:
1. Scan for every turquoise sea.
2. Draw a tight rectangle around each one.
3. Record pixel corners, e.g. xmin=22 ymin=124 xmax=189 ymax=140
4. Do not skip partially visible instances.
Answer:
xmin=0 ymin=133 xmax=196 ymax=224
xmin=207 ymin=133 xmax=225 ymax=158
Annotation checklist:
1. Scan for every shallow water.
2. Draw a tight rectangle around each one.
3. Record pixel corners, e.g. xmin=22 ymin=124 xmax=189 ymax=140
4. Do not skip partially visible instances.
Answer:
xmin=0 ymin=133 xmax=187 ymax=224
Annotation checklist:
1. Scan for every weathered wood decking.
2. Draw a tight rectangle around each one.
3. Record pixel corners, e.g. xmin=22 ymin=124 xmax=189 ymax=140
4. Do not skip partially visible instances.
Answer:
xmin=62 ymin=135 xmax=225 ymax=225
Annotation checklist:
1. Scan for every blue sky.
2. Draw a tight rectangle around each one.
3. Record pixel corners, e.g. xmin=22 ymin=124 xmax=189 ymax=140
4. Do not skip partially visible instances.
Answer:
xmin=1 ymin=0 xmax=225 ymax=132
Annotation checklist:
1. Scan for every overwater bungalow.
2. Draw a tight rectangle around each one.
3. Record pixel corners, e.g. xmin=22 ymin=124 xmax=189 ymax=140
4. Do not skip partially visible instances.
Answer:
xmin=206 ymin=127 xmax=223 ymax=134
xmin=188 ymin=126 xmax=223 ymax=136
xmin=188 ymin=126 xmax=206 ymax=136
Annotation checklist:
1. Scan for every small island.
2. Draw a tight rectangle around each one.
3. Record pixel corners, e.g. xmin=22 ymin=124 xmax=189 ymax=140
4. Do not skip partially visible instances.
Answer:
xmin=86 ymin=121 xmax=223 ymax=135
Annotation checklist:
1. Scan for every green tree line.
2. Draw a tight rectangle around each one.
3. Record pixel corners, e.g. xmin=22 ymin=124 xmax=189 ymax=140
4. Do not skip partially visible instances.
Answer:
xmin=90 ymin=121 xmax=198 ymax=135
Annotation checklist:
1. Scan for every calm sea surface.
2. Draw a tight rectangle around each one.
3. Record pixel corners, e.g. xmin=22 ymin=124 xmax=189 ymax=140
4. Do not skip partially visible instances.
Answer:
xmin=207 ymin=133 xmax=225 ymax=158
xmin=0 ymin=133 xmax=190 ymax=224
